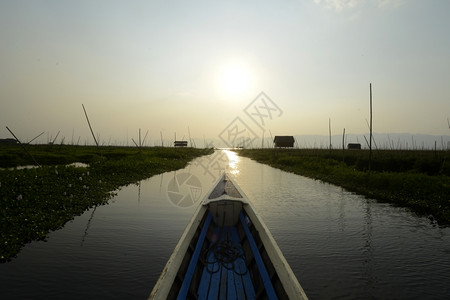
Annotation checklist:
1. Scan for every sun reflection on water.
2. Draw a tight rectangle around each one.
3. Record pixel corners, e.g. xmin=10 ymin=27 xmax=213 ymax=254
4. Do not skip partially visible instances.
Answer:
xmin=223 ymin=150 xmax=240 ymax=175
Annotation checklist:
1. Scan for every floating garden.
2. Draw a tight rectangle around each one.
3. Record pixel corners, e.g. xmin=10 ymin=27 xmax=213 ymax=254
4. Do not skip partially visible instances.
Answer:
xmin=0 ymin=145 xmax=213 ymax=262
xmin=238 ymin=148 xmax=450 ymax=225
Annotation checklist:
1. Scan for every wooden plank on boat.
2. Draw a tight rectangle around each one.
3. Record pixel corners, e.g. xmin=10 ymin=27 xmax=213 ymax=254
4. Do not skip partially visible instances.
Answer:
xmin=207 ymin=263 xmax=221 ymax=299
xmin=227 ymin=265 xmax=237 ymax=300
xmin=176 ymin=213 xmax=212 ymax=299
xmin=239 ymin=212 xmax=278 ymax=300
xmin=197 ymin=225 xmax=257 ymax=300
xmin=229 ymin=227 xmax=250 ymax=300
xmin=219 ymin=264 xmax=228 ymax=299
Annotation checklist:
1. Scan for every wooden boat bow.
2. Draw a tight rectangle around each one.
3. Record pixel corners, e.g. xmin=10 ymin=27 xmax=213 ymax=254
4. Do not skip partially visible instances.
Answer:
xmin=149 ymin=173 xmax=308 ymax=300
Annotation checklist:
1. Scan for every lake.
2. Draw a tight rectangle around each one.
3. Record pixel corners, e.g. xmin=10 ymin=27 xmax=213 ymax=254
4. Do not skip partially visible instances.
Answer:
xmin=1 ymin=150 xmax=449 ymax=299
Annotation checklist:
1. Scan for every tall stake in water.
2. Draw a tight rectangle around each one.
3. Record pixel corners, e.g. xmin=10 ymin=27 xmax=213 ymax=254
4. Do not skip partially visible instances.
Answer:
xmin=188 ymin=126 xmax=193 ymax=148
xmin=26 ymin=131 xmax=44 ymax=145
xmin=329 ymin=118 xmax=332 ymax=153
xmin=142 ymin=130 xmax=149 ymax=147
xmin=82 ymin=104 xmax=99 ymax=148
xmin=261 ymin=130 xmax=264 ymax=148
xmin=369 ymin=83 xmax=373 ymax=171
xmin=52 ymin=130 xmax=60 ymax=145
xmin=342 ymin=128 xmax=345 ymax=164
xmin=5 ymin=126 xmax=41 ymax=167
xmin=269 ymin=130 xmax=273 ymax=148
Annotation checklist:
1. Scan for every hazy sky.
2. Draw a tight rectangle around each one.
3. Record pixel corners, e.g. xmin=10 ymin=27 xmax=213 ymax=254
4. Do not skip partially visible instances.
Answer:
xmin=1 ymin=0 xmax=449 ymax=146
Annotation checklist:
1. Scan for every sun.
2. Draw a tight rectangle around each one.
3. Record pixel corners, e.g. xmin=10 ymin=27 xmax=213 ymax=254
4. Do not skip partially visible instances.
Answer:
xmin=217 ymin=61 xmax=253 ymax=97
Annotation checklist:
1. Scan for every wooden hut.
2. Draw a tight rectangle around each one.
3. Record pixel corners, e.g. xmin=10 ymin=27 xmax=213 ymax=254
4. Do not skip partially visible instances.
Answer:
xmin=347 ymin=143 xmax=361 ymax=150
xmin=174 ymin=141 xmax=188 ymax=147
xmin=273 ymin=136 xmax=295 ymax=148
xmin=0 ymin=138 xmax=18 ymax=145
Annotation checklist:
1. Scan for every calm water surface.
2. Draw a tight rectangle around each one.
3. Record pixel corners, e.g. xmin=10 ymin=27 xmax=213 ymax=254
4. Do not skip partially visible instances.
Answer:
xmin=1 ymin=150 xmax=449 ymax=299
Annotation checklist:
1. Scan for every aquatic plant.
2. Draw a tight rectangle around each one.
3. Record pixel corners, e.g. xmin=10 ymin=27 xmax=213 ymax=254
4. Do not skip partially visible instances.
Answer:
xmin=0 ymin=145 xmax=213 ymax=262
xmin=239 ymin=149 xmax=450 ymax=225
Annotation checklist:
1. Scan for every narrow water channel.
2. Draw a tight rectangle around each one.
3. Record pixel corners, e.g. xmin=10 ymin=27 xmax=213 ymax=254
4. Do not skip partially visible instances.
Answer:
xmin=1 ymin=150 xmax=449 ymax=299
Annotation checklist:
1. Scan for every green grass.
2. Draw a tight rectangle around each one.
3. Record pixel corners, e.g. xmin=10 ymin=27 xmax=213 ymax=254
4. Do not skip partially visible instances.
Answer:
xmin=238 ymin=148 xmax=450 ymax=225
xmin=0 ymin=145 xmax=213 ymax=262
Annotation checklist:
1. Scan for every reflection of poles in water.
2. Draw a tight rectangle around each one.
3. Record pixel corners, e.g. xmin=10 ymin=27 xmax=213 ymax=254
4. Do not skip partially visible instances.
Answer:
xmin=170 ymin=171 xmax=177 ymax=192
xmin=363 ymin=200 xmax=374 ymax=288
xmin=338 ymin=191 xmax=346 ymax=232
xmin=81 ymin=206 xmax=97 ymax=246
xmin=159 ymin=172 xmax=164 ymax=194
xmin=137 ymin=181 xmax=141 ymax=204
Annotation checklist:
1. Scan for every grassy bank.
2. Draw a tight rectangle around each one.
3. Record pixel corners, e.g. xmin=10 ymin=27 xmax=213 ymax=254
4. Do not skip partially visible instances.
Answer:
xmin=238 ymin=149 xmax=450 ymax=225
xmin=0 ymin=145 xmax=213 ymax=262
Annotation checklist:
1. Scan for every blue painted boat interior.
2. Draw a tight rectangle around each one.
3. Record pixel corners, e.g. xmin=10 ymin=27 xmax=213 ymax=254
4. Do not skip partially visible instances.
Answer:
xmin=174 ymin=211 xmax=281 ymax=300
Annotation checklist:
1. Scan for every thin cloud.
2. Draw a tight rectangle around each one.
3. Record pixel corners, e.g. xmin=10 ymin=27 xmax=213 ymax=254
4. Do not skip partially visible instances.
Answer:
xmin=376 ymin=0 xmax=404 ymax=9
xmin=314 ymin=0 xmax=404 ymax=12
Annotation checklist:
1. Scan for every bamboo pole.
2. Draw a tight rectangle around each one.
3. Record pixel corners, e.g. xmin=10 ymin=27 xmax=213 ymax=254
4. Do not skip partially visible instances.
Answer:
xmin=6 ymin=126 xmax=40 ymax=167
xmin=82 ymin=104 xmax=99 ymax=148
xmin=26 ymin=131 xmax=44 ymax=145
xmin=188 ymin=126 xmax=193 ymax=148
xmin=369 ymin=83 xmax=373 ymax=171
xmin=365 ymin=118 xmax=378 ymax=149
xmin=342 ymin=128 xmax=345 ymax=164
xmin=52 ymin=130 xmax=60 ymax=145
xmin=131 ymin=138 xmax=142 ymax=152
xmin=363 ymin=135 xmax=370 ymax=149
xmin=142 ymin=130 xmax=149 ymax=147
xmin=269 ymin=130 xmax=274 ymax=147
xmin=329 ymin=118 xmax=332 ymax=153
xmin=261 ymin=131 xmax=264 ymax=149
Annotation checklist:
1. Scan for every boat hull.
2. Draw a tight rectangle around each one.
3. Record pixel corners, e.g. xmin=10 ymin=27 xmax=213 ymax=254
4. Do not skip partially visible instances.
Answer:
xmin=149 ymin=174 xmax=308 ymax=300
